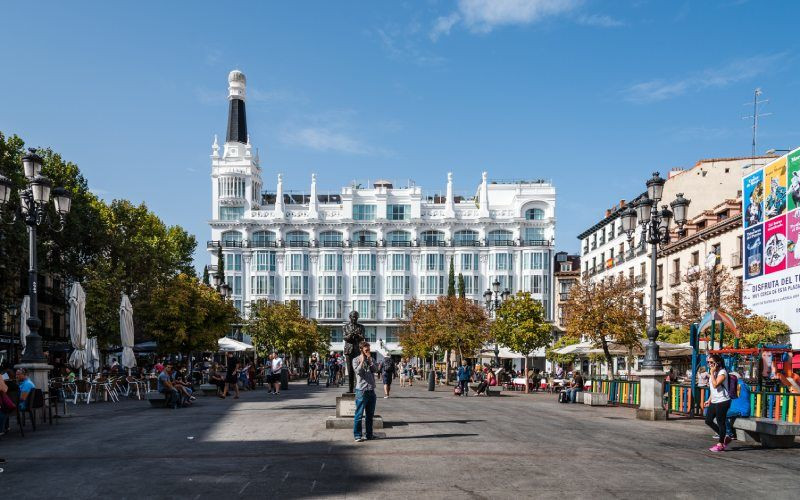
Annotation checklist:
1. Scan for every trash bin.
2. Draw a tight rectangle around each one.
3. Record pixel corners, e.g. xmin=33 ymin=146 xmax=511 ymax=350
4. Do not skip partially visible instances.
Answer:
xmin=280 ymin=367 xmax=289 ymax=390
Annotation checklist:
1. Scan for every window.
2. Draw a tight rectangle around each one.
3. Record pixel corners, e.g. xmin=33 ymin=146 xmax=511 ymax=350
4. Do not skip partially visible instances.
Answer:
xmin=355 ymin=253 xmax=377 ymax=271
xmin=318 ymin=276 xmax=343 ymax=295
xmin=225 ymin=275 xmax=242 ymax=295
xmin=424 ymin=253 xmax=445 ymax=271
xmin=254 ymin=251 xmax=276 ymax=271
xmin=364 ymin=326 xmax=377 ymax=342
xmin=284 ymin=276 xmax=308 ymax=295
xmin=525 ymin=208 xmax=545 ymax=220
xmin=386 ymin=204 xmax=411 ymax=220
xmin=218 ymin=176 xmax=246 ymax=198
xmin=251 ymin=275 xmax=275 ymax=295
xmin=523 ymin=252 xmax=546 ymax=270
xmin=462 ymin=275 xmax=479 ymax=294
xmin=488 ymin=230 xmax=513 ymax=245
xmin=354 ymin=300 xmax=376 ymax=320
xmin=225 ymin=253 xmax=242 ymax=271
xmin=352 ymin=275 xmax=377 ymax=295
xmin=286 ymin=231 xmax=309 ymax=246
xmin=420 ymin=275 xmax=445 ymax=295
xmin=386 ymin=300 xmax=405 ymax=319
xmin=251 ymin=231 xmax=275 ymax=247
xmin=386 ymin=230 xmax=411 ymax=246
xmin=219 ymin=206 xmax=244 ymax=220
xmin=388 ymin=253 xmax=411 ymax=271
xmin=712 ymin=244 xmax=721 ymax=264
xmin=560 ymin=262 xmax=572 ymax=272
xmin=329 ymin=327 xmax=343 ymax=343
xmin=386 ymin=276 xmax=410 ymax=295
xmin=221 ymin=231 xmax=242 ymax=245
xmin=319 ymin=231 xmax=343 ymax=247
xmin=454 ymin=230 xmax=479 ymax=246
xmin=317 ymin=300 xmax=342 ymax=319
xmin=321 ymin=253 xmax=343 ymax=271
xmin=525 ymin=227 xmax=545 ymax=242
xmin=523 ymin=275 xmax=544 ymax=294
xmin=490 ymin=253 xmax=513 ymax=271
xmin=691 ymin=251 xmax=700 ymax=266
xmin=460 ymin=253 xmax=479 ymax=271
xmin=285 ymin=253 xmax=309 ymax=271
xmin=352 ymin=230 xmax=377 ymax=245
xmin=491 ymin=275 xmax=513 ymax=292
xmin=385 ymin=327 xmax=400 ymax=343
xmin=353 ymin=204 xmax=376 ymax=220
xmin=421 ymin=230 xmax=444 ymax=245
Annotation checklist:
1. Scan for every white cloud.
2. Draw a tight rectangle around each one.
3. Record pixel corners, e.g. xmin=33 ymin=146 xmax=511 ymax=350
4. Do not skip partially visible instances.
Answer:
xmin=576 ymin=13 xmax=625 ymax=28
xmin=281 ymin=127 xmax=376 ymax=155
xmin=376 ymin=26 xmax=445 ymax=66
xmin=624 ymin=53 xmax=786 ymax=104
xmin=431 ymin=0 xmax=582 ymax=38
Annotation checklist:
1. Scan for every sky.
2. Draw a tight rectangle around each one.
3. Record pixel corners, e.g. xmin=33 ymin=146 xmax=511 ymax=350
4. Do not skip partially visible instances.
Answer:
xmin=2 ymin=0 xmax=799 ymax=270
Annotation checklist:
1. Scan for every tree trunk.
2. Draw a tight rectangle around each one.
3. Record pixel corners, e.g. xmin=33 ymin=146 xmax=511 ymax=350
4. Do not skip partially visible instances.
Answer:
xmin=523 ymin=356 xmax=529 ymax=394
xmin=600 ymin=335 xmax=612 ymax=377
xmin=445 ymin=350 xmax=451 ymax=385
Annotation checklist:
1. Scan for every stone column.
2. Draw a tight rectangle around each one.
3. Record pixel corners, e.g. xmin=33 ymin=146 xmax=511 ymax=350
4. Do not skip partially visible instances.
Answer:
xmin=636 ymin=368 xmax=667 ymax=421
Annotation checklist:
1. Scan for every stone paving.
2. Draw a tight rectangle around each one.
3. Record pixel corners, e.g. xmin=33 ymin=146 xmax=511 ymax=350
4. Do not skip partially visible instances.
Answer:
xmin=1 ymin=381 xmax=799 ymax=499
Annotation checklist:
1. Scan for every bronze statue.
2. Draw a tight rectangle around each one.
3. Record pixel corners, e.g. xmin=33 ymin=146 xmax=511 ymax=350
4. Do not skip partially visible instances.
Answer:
xmin=343 ymin=310 xmax=365 ymax=393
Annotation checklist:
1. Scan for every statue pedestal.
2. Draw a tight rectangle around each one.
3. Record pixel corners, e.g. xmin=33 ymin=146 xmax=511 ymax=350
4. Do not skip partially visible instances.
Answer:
xmin=325 ymin=391 xmax=384 ymax=429
xmin=635 ymin=368 xmax=667 ymax=421
xmin=15 ymin=362 xmax=53 ymax=395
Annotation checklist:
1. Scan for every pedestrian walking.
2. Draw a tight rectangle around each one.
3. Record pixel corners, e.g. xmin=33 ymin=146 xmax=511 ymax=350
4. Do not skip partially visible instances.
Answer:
xmin=270 ymin=352 xmax=283 ymax=395
xmin=457 ymin=360 xmax=472 ymax=396
xmin=380 ymin=356 xmax=396 ymax=398
xmin=221 ymin=354 xmax=240 ymax=399
xmin=353 ymin=341 xmax=378 ymax=442
xmin=703 ymin=354 xmax=732 ymax=452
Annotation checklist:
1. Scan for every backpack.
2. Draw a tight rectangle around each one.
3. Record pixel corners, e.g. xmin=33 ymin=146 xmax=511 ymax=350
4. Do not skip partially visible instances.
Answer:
xmin=382 ymin=358 xmax=395 ymax=374
xmin=726 ymin=372 xmax=739 ymax=399
xmin=454 ymin=384 xmax=462 ymax=396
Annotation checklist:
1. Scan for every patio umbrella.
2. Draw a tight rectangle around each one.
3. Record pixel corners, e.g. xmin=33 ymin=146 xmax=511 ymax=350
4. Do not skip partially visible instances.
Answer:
xmin=67 ymin=283 xmax=88 ymax=378
xmin=119 ymin=293 xmax=136 ymax=374
xmin=86 ymin=337 xmax=101 ymax=373
xmin=218 ymin=337 xmax=254 ymax=352
xmin=587 ymin=340 xmax=693 ymax=358
xmin=19 ymin=295 xmax=30 ymax=355
xmin=552 ymin=341 xmax=594 ymax=355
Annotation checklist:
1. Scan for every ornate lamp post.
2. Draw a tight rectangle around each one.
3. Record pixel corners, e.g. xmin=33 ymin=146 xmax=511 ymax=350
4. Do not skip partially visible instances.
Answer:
xmin=620 ymin=172 xmax=689 ymax=420
xmin=484 ymin=279 xmax=510 ymax=368
xmin=0 ymin=149 xmax=71 ymax=388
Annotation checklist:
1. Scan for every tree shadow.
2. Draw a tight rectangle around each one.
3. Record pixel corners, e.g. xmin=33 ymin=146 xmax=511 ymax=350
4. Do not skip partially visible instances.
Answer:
xmin=379 ymin=433 xmax=480 ymax=440
xmin=384 ymin=419 xmax=486 ymax=428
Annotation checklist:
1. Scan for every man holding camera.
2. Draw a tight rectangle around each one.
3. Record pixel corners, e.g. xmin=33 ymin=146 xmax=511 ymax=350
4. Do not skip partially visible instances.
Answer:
xmin=353 ymin=341 xmax=379 ymax=442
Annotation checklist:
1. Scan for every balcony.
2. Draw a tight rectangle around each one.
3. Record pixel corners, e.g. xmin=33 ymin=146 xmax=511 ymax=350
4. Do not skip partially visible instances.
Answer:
xmin=669 ymin=272 xmax=681 ymax=286
xmin=657 ymin=276 xmax=664 ymax=291
xmin=421 ymin=240 xmax=446 ymax=247
xmin=559 ymin=292 xmax=570 ymax=301
xmin=250 ymin=240 xmax=278 ymax=248
xmin=598 ymin=236 xmax=606 ymax=245
xmin=487 ymin=239 xmax=515 ymax=247
xmin=521 ymin=239 xmax=550 ymax=247
xmin=583 ymin=245 xmax=589 ymax=254
xmin=386 ymin=240 xmax=412 ymax=247
xmin=454 ymin=240 xmax=481 ymax=247
xmin=286 ymin=241 xmax=310 ymax=248
xmin=207 ymin=240 xmax=245 ymax=249
xmin=351 ymin=240 xmax=377 ymax=247
xmin=731 ymin=253 xmax=742 ymax=268
xmin=626 ymin=249 xmax=635 ymax=259
xmin=318 ymin=240 xmax=344 ymax=248
xmin=634 ymin=274 xmax=647 ymax=287
xmin=591 ymin=242 xmax=597 ymax=250
xmin=614 ymin=255 xmax=625 ymax=266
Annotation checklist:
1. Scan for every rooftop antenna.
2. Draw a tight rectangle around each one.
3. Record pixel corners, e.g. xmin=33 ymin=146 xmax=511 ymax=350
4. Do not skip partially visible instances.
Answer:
xmin=743 ymin=88 xmax=771 ymax=160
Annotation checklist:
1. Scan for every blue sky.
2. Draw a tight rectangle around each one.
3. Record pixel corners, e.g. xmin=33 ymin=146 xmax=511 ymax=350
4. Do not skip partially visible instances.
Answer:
xmin=2 ymin=0 xmax=799 ymax=269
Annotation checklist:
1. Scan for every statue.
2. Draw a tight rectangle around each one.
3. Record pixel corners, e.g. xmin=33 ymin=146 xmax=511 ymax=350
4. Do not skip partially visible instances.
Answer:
xmin=343 ymin=310 xmax=365 ymax=393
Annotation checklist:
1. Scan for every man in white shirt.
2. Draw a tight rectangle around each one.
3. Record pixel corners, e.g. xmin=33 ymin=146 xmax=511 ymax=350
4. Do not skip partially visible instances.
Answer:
xmin=271 ymin=352 xmax=284 ymax=395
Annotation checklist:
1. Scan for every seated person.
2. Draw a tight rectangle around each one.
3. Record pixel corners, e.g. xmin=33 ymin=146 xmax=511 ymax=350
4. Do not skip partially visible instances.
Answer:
xmin=725 ymin=372 xmax=751 ymax=441
xmin=210 ymin=364 xmax=226 ymax=395
xmin=173 ymin=369 xmax=195 ymax=403
xmin=157 ymin=364 xmax=182 ymax=409
xmin=17 ymin=368 xmax=36 ymax=411
xmin=566 ymin=370 xmax=584 ymax=403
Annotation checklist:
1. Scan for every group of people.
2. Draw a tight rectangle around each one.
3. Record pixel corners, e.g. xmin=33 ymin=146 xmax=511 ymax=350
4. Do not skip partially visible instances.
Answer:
xmin=0 ymin=367 xmax=36 ymax=437
xmin=207 ymin=352 xmax=285 ymax=400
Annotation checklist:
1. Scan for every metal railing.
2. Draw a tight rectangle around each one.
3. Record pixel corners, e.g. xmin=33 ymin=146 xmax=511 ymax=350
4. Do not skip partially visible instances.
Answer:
xmin=387 ymin=240 xmax=412 ymax=247
xmin=669 ymin=272 xmax=681 ymax=286
xmin=521 ymin=239 xmax=550 ymax=246
xmin=487 ymin=239 xmax=515 ymax=247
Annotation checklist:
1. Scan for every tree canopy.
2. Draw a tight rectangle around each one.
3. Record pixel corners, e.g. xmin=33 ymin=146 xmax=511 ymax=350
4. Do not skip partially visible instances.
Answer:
xmin=492 ymin=292 xmax=552 ymax=356
xmin=248 ymin=300 xmax=329 ymax=357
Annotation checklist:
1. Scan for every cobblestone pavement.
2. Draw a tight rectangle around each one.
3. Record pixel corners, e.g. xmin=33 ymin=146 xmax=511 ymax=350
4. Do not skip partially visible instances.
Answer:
xmin=1 ymin=381 xmax=798 ymax=499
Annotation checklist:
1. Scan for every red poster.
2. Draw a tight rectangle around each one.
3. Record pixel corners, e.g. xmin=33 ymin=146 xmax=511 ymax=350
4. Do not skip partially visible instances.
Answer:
xmin=764 ymin=214 xmax=787 ymax=274
xmin=787 ymin=209 xmax=800 ymax=269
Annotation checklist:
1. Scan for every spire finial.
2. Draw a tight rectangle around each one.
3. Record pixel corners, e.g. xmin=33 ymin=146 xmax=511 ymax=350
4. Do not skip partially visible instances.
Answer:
xmin=226 ymin=70 xmax=247 ymax=144
xmin=212 ymin=135 xmax=219 ymax=157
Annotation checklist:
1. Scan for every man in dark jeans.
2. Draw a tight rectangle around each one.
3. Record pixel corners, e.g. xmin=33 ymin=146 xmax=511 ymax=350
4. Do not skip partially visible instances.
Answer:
xmin=567 ymin=370 xmax=584 ymax=403
xmin=353 ymin=342 xmax=378 ymax=442
xmin=157 ymin=364 xmax=182 ymax=409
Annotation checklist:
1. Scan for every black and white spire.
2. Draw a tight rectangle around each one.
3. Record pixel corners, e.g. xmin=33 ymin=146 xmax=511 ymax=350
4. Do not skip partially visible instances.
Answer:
xmin=226 ymin=70 xmax=247 ymax=144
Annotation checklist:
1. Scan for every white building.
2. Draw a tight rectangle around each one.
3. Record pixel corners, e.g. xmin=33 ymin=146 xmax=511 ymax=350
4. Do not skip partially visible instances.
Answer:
xmin=207 ymin=71 xmax=557 ymax=360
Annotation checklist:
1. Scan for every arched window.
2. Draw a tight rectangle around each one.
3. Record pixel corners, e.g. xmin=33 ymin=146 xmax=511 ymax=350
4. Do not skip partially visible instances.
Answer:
xmin=453 ymin=229 xmax=479 ymax=246
xmin=386 ymin=230 xmax=411 ymax=247
xmin=420 ymin=230 xmax=445 ymax=246
xmin=525 ymin=208 xmax=546 ymax=220
xmin=319 ymin=231 xmax=343 ymax=247
xmin=488 ymin=230 xmax=514 ymax=246
xmin=352 ymin=230 xmax=377 ymax=246
xmin=250 ymin=230 xmax=276 ymax=248
xmin=221 ymin=231 xmax=242 ymax=247
xmin=286 ymin=231 xmax=310 ymax=247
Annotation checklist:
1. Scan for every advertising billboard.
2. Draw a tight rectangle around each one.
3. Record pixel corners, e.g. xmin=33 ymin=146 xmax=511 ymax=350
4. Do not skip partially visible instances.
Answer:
xmin=742 ymin=150 xmax=800 ymax=343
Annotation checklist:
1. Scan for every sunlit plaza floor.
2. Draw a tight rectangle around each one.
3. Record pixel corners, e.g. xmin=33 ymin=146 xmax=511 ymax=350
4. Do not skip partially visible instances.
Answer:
xmin=1 ymin=381 xmax=799 ymax=499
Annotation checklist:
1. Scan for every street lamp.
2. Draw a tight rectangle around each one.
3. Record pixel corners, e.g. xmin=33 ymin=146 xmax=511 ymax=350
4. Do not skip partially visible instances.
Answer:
xmin=622 ymin=173 xmax=689 ymax=420
xmin=484 ymin=279 xmax=510 ymax=368
xmin=622 ymin=174 xmax=690 ymax=371
xmin=0 ymin=149 xmax=72 ymax=363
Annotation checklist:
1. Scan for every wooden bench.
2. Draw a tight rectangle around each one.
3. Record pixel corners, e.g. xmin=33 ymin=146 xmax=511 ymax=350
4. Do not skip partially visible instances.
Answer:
xmin=145 ymin=392 xmax=168 ymax=407
xmin=733 ymin=418 xmax=800 ymax=448
xmin=582 ymin=392 xmax=609 ymax=406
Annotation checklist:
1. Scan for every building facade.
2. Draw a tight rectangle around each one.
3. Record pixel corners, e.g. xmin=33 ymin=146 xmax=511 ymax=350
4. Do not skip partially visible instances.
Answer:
xmin=208 ymin=71 xmax=557 ymax=359
xmin=553 ymin=251 xmax=580 ymax=336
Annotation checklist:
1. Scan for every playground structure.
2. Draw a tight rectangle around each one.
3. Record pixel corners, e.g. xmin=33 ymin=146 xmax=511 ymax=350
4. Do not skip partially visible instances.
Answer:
xmin=667 ymin=310 xmax=800 ymax=423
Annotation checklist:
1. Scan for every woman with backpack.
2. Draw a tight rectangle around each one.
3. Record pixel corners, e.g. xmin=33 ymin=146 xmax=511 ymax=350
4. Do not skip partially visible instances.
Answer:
xmin=703 ymin=354 xmax=732 ymax=452
xmin=456 ymin=360 xmax=472 ymax=397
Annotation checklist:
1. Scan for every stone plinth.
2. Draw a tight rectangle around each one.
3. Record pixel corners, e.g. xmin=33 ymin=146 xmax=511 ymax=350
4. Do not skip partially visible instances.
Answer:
xmin=635 ymin=368 xmax=667 ymax=421
xmin=583 ymin=392 xmax=608 ymax=406
xmin=336 ymin=392 xmax=356 ymax=417
xmin=15 ymin=362 xmax=53 ymax=395
xmin=325 ymin=415 xmax=384 ymax=429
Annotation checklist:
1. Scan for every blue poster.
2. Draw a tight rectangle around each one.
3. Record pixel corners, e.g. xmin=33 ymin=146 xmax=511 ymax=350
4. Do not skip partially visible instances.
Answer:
xmin=745 ymin=224 xmax=763 ymax=279
xmin=744 ymin=170 xmax=764 ymax=228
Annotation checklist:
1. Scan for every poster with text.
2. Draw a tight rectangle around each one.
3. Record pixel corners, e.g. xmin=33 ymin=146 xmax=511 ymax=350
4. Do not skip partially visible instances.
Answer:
xmin=787 ymin=209 xmax=800 ymax=269
xmin=764 ymin=215 xmax=787 ymax=274
xmin=764 ymin=157 xmax=787 ymax=220
xmin=743 ymin=169 xmax=764 ymax=227
xmin=745 ymin=224 xmax=763 ymax=279
xmin=789 ymin=149 xmax=800 ymax=212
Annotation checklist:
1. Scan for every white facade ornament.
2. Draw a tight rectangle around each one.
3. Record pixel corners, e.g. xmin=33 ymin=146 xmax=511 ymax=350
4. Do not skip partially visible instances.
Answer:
xmin=308 ymin=173 xmax=319 ymax=219
xmin=212 ymin=135 xmax=219 ymax=158
xmin=478 ymin=171 xmax=490 ymax=218
xmin=274 ymin=173 xmax=285 ymax=219
xmin=444 ymin=172 xmax=455 ymax=219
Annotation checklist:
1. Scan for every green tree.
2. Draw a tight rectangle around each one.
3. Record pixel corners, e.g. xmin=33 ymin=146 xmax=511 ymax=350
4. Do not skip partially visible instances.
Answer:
xmin=655 ymin=324 xmax=690 ymax=344
xmin=147 ymin=273 xmax=239 ymax=355
xmin=447 ymin=257 xmax=456 ymax=297
xmin=202 ymin=265 xmax=210 ymax=285
xmin=457 ymin=273 xmax=465 ymax=299
xmin=492 ymin=292 xmax=553 ymax=393
xmin=248 ymin=300 xmax=329 ymax=357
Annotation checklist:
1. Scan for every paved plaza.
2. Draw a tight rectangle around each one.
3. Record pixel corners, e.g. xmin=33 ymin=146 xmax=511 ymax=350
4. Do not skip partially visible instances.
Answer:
xmin=1 ymin=382 xmax=799 ymax=499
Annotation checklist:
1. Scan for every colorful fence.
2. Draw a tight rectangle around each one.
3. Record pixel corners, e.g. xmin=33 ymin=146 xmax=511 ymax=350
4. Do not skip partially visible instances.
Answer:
xmin=590 ymin=378 xmax=640 ymax=406
xmin=666 ymin=384 xmax=707 ymax=417
xmin=751 ymin=391 xmax=800 ymax=423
